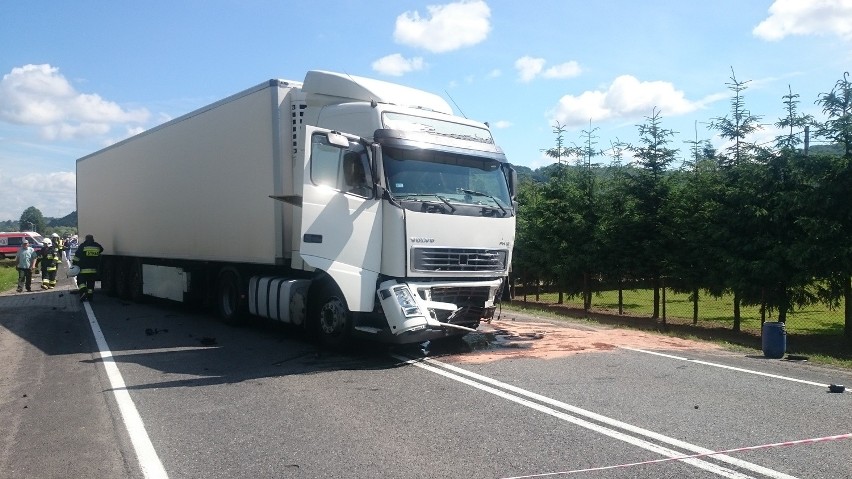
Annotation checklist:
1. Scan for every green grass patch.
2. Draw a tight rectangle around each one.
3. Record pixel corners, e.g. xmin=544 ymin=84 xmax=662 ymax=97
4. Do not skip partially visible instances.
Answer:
xmin=0 ymin=258 xmax=19 ymax=292
xmin=522 ymin=289 xmax=845 ymax=335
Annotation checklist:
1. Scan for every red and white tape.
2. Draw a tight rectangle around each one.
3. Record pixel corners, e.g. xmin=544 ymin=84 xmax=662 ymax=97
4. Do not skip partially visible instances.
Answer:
xmin=502 ymin=432 xmax=852 ymax=478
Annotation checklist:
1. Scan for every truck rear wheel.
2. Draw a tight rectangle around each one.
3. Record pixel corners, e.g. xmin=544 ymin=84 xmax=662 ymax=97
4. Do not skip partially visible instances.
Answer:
xmin=128 ymin=258 xmax=144 ymax=302
xmin=100 ymin=257 xmax=116 ymax=296
xmin=313 ymin=285 xmax=352 ymax=348
xmin=115 ymin=257 xmax=130 ymax=300
xmin=115 ymin=257 xmax=144 ymax=302
xmin=217 ymin=269 xmax=245 ymax=325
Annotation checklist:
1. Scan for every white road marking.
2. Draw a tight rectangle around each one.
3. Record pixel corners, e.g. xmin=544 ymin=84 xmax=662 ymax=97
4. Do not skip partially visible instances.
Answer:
xmin=83 ymin=301 xmax=169 ymax=479
xmin=393 ymin=355 xmax=798 ymax=479
xmin=500 ymin=433 xmax=852 ymax=478
xmin=621 ymin=347 xmax=849 ymax=391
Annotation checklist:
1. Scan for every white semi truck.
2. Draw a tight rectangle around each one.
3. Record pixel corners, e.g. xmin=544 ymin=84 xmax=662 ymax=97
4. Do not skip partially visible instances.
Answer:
xmin=77 ymin=70 xmax=516 ymax=346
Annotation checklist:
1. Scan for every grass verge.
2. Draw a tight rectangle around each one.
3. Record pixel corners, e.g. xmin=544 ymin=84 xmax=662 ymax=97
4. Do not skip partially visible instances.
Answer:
xmin=0 ymin=259 xmax=18 ymax=291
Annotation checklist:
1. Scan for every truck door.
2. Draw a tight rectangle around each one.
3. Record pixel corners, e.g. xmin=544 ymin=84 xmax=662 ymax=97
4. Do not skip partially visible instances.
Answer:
xmin=300 ymin=126 xmax=382 ymax=312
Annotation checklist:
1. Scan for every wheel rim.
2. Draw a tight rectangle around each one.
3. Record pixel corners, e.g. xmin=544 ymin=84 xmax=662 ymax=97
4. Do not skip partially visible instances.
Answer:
xmin=319 ymin=297 xmax=347 ymax=336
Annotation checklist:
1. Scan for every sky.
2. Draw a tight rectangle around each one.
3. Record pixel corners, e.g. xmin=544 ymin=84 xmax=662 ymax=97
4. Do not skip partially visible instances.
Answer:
xmin=2 ymin=0 xmax=851 ymax=222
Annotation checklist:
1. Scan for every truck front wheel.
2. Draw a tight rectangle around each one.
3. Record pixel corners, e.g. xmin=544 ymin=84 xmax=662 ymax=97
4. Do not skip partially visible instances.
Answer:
xmin=313 ymin=286 xmax=352 ymax=348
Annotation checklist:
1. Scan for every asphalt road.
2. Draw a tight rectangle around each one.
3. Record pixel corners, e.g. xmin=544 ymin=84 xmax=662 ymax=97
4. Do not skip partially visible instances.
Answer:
xmin=1 ymin=273 xmax=851 ymax=479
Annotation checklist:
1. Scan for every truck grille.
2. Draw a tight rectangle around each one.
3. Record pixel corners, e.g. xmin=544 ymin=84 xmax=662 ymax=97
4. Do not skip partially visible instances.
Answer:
xmin=421 ymin=286 xmax=492 ymax=327
xmin=412 ymin=248 xmax=508 ymax=273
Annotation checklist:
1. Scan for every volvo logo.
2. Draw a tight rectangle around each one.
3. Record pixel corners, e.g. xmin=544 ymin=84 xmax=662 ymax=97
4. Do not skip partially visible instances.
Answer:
xmin=410 ymin=237 xmax=435 ymax=243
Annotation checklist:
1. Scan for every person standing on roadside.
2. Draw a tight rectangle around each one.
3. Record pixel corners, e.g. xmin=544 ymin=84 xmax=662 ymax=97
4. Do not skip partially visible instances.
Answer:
xmin=73 ymin=234 xmax=103 ymax=301
xmin=16 ymin=239 xmax=38 ymax=292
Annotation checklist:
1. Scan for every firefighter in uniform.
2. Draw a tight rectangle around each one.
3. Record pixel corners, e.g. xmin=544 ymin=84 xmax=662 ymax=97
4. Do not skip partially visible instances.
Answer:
xmin=73 ymin=234 xmax=103 ymax=301
xmin=51 ymin=233 xmax=65 ymax=266
xmin=36 ymin=238 xmax=59 ymax=289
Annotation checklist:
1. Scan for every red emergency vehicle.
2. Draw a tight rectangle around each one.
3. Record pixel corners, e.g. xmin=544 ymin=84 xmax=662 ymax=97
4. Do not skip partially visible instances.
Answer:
xmin=0 ymin=232 xmax=44 ymax=259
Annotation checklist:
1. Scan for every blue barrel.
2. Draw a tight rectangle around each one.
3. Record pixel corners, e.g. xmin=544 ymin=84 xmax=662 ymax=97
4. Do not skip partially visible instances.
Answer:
xmin=762 ymin=322 xmax=786 ymax=359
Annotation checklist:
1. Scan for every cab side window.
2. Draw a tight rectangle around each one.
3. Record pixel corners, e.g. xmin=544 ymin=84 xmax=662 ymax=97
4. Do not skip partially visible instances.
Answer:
xmin=342 ymin=151 xmax=372 ymax=197
xmin=310 ymin=134 xmax=372 ymax=198
xmin=310 ymin=137 xmax=342 ymax=189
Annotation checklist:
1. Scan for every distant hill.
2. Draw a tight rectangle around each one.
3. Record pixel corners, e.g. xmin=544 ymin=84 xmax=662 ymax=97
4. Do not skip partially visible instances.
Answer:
xmin=809 ymin=144 xmax=845 ymax=156
xmin=49 ymin=211 xmax=77 ymax=227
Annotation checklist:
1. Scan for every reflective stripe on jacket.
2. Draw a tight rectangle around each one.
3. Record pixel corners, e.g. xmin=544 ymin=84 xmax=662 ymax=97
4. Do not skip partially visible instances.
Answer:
xmin=73 ymin=241 xmax=103 ymax=273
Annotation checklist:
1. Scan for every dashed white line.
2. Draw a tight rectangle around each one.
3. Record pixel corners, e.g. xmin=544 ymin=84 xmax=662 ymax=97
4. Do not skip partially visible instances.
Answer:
xmin=620 ymin=347 xmax=848 ymax=391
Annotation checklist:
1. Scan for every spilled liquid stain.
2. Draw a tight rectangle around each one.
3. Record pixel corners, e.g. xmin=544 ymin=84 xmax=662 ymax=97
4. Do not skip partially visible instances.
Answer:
xmin=421 ymin=317 xmax=718 ymax=364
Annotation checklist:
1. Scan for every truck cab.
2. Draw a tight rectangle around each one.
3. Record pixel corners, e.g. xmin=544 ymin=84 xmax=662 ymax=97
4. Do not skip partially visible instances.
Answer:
xmin=296 ymin=72 xmax=516 ymax=345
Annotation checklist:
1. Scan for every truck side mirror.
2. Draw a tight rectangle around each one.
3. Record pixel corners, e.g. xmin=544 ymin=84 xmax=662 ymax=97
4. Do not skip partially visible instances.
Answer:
xmin=504 ymin=165 xmax=518 ymax=200
xmin=326 ymin=131 xmax=349 ymax=148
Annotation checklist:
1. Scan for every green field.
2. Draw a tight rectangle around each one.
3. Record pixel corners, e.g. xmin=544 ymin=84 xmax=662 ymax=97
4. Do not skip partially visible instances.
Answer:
xmin=513 ymin=288 xmax=846 ymax=335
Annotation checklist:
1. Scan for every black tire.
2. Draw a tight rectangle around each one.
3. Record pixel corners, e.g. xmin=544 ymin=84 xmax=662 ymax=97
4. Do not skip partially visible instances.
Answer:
xmin=100 ymin=256 xmax=117 ymax=297
xmin=128 ymin=258 xmax=144 ymax=302
xmin=312 ymin=284 xmax=352 ymax=348
xmin=115 ymin=257 xmax=130 ymax=300
xmin=217 ymin=269 xmax=245 ymax=325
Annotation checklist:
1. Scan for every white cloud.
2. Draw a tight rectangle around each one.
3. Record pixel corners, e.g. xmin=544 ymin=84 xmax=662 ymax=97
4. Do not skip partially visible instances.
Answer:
xmin=102 ymin=125 xmax=148 ymax=148
xmin=371 ymin=54 xmax=426 ymax=76
xmin=549 ymin=75 xmax=701 ymax=127
xmin=753 ymin=0 xmax=852 ymax=41
xmin=515 ymin=57 xmax=582 ymax=82
xmin=0 ymin=171 xmax=76 ymax=220
xmin=543 ymin=61 xmax=582 ymax=80
xmin=515 ymin=56 xmax=546 ymax=83
xmin=487 ymin=69 xmax=502 ymax=78
xmin=42 ymin=122 xmax=111 ymax=141
xmin=492 ymin=120 xmax=512 ymax=129
xmin=0 ymin=64 xmax=150 ymax=140
xmin=394 ymin=0 xmax=491 ymax=53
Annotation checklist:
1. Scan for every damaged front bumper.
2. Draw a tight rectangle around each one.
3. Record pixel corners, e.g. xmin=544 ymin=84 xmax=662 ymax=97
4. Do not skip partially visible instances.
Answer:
xmin=376 ymin=277 xmax=503 ymax=342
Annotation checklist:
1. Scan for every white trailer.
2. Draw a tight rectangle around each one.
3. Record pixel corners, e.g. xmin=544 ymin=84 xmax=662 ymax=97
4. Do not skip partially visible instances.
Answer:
xmin=77 ymin=71 xmax=516 ymax=346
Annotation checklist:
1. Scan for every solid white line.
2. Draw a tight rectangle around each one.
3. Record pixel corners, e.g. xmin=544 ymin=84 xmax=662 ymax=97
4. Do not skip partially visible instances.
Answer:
xmin=83 ymin=301 xmax=169 ymax=479
xmin=393 ymin=355 xmax=773 ymax=479
xmin=620 ymin=347 xmax=843 ymax=390
xmin=404 ymin=356 xmax=798 ymax=479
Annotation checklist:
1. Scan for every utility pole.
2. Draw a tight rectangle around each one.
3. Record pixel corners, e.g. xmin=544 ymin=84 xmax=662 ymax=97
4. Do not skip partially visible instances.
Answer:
xmin=804 ymin=125 xmax=809 ymax=157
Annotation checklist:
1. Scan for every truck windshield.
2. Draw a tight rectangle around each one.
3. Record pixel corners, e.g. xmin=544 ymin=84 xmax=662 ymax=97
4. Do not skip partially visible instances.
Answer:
xmin=382 ymin=146 xmax=511 ymax=210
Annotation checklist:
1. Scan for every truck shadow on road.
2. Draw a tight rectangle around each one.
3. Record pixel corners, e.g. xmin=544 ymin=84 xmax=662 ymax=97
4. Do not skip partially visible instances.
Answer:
xmin=70 ymin=294 xmax=446 ymax=392
xmin=0 ymin=289 xmax=91 ymax=357
xmin=0 ymin=287 xmax=476 ymax=392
